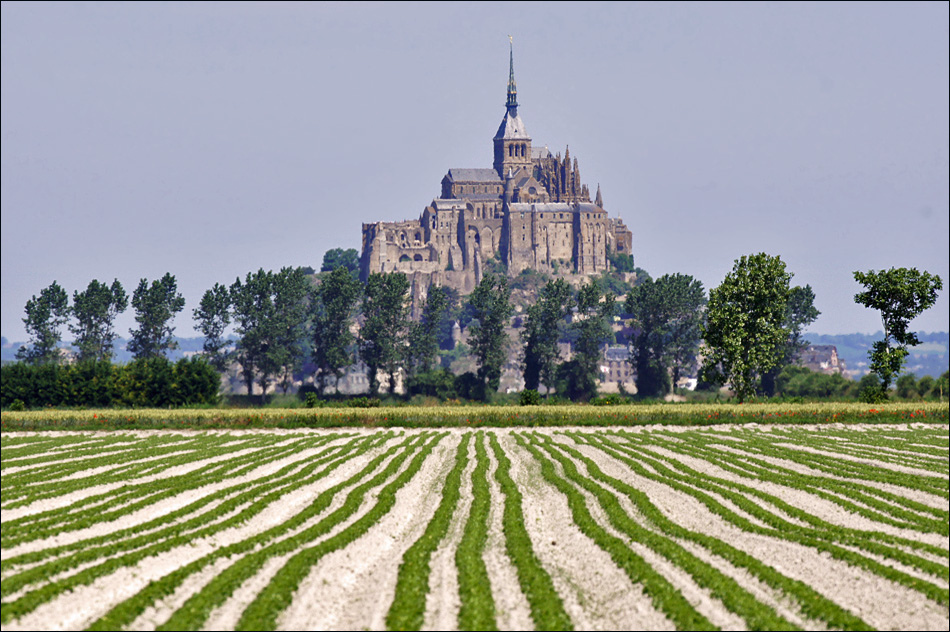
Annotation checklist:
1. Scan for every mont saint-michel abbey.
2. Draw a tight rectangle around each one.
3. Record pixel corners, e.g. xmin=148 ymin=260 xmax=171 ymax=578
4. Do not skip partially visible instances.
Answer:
xmin=359 ymin=48 xmax=633 ymax=293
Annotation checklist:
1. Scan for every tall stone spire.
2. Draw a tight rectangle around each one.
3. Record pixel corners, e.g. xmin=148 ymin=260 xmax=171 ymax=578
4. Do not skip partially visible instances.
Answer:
xmin=493 ymin=37 xmax=531 ymax=177
xmin=506 ymin=36 xmax=518 ymax=116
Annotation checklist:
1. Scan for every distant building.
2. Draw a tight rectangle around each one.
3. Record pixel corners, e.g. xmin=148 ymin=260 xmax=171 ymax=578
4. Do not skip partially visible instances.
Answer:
xmin=797 ymin=344 xmax=847 ymax=376
xmin=359 ymin=44 xmax=633 ymax=301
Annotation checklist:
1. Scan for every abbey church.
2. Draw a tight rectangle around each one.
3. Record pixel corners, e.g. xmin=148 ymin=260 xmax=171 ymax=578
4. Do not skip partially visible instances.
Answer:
xmin=359 ymin=47 xmax=633 ymax=294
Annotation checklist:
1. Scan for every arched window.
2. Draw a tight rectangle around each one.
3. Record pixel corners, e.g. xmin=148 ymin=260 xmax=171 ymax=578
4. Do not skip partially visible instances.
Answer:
xmin=399 ymin=254 xmax=411 ymax=262
xmin=414 ymin=254 xmax=424 ymax=262
xmin=509 ymin=145 xmax=514 ymax=157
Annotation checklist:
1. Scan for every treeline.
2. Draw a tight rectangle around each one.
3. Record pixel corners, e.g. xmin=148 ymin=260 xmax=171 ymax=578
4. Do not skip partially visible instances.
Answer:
xmin=4 ymin=248 xmax=943 ymax=407
xmin=1 ymin=358 xmax=219 ymax=409
xmin=774 ymin=366 xmax=949 ymax=402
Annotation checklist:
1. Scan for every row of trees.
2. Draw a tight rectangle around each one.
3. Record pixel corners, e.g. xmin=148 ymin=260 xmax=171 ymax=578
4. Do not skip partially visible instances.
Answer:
xmin=697 ymin=254 xmax=942 ymax=402
xmin=16 ymin=274 xmax=186 ymax=365
xmin=11 ymin=249 xmax=942 ymax=404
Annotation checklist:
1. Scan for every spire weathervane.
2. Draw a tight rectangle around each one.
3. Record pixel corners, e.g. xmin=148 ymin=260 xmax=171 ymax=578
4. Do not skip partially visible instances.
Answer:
xmin=506 ymin=36 xmax=518 ymax=116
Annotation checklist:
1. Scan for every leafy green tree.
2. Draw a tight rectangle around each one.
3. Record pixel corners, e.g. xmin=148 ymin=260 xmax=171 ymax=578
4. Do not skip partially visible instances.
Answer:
xmin=128 ymin=273 xmax=186 ymax=360
xmin=407 ymin=285 xmax=451 ymax=377
xmin=701 ymin=253 xmax=792 ymax=402
xmin=761 ymin=284 xmax=820 ymax=396
xmin=311 ymin=266 xmax=362 ymax=394
xmin=230 ymin=270 xmax=273 ymax=399
xmin=569 ymin=279 xmax=616 ymax=401
xmin=360 ymin=272 xmax=410 ymax=396
xmin=607 ymin=246 xmax=636 ymax=273
xmin=522 ymin=278 xmax=573 ymax=392
xmin=625 ymin=273 xmax=706 ymax=398
xmin=320 ymin=248 xmax=360 ymax=277
xmin=895 ymin=373 xmax=918 ymax=400
xmin=467 ymin=274 xmax=514 ymax=399
xmin=269 ymin=267 xmax=311 ymax=395
xmin=70 ymin=279 xmax=128 ymax=362
xmin=853 ymin=267 xmax=943 ymax=397
xmin=229 ymin=269 xmax=309 ymax=400
xmin=16 ymin=281 xmax=70 ymax=365
xmin=193 ymin=283 xmax=232 ymax=371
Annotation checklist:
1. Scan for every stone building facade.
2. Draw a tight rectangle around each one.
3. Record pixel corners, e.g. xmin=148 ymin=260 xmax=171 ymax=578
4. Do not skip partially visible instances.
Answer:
xmin=360 ymin=47 xmax=633 ymax=296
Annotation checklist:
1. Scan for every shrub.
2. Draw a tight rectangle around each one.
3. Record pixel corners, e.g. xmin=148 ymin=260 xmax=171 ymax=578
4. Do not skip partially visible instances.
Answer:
xmin=519 ymin=389 xmax=542 ymax=406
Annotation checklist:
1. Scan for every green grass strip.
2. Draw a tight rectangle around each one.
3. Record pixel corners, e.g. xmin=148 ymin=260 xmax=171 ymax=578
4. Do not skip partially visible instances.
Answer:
xmin=0 ymin=436 xmax=351 ymax=599
xmin=456 ymin=432 xmax=497 ymax=631
xmin=232 ymin=432 xmax=448 ymax=631
xmin=563 ymin=431 xmax=871 ymax=630
xmin=592 ymin=432 xmax=949 ymax=606
xmin=2 ymin=433 xmax=396 ymax=626
xmin=488 ymin=432 xmax=573 ymax=632
xmin=519 ymin=433 xmax=722 ymax=631
xmin=530 ymin=432 xmax=799 ymax=629
xmin=386 ymin=434 xmax=470 ymax=631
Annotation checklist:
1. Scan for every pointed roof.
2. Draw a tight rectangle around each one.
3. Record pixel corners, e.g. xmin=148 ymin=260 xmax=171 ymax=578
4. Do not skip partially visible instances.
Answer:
xmin=494 ymin=39 xmax=530 ymax=141
xmin=506 ymin=37 xmax=518 ymax=116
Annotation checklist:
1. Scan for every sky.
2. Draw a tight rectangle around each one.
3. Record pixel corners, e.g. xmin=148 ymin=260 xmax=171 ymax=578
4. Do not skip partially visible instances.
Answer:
xmin=2 ymin=1 xmax=948 ymax=342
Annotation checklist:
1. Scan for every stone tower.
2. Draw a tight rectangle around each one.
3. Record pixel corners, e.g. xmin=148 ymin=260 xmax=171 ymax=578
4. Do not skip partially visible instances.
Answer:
xmin=493 ymin=42 xmax=532 ymax=177
xmin=359 ymin=44 xmax=634 ymax=288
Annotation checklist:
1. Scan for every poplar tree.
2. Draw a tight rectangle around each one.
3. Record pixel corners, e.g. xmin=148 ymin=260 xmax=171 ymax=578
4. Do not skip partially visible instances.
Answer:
xmin=16 ymin=281 xmax=70 ymax=365
xmin=70 ymin=279 xmax=128 ymax=362
xmin=853 ymin=267 xmax=943 ymax=398
xmin=468 ymin=274 xmax=514 ymax=399
xmin=407 ymin=285 xmax=451 ymax=377
xmin=194 ymin=283 xmax=232 ymax=371
xmin=360 ymin=272 xmax=410 ymax=396
xmin=702 ymin=253 xmax=792 ymax=402
xmin=128 ymin=273 xmax=186 ymax=360
xmin=521 ymin=278 xmax=573 ymax=392
xmin=312 ymin=266 xmax=362 ymax=394
xmin=626 ymin=273 xmax=706 ymax=398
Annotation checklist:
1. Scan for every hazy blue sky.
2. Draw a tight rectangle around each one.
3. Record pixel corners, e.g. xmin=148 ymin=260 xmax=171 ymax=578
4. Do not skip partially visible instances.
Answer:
xmin=3 ymin=1 xmax=948 ymax=342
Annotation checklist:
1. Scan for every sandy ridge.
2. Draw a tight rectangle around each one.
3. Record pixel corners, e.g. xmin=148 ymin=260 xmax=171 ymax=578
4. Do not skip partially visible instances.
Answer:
xmin=1 ymin=437 xmax=352 ymax=558
xmin=275 ymin=433 xmax=458 ymax=630
xmin=1 ymin=435 xmax=404 ymax=631
xmin=2 ymin=426 xmax=947 ymax=631
xmin=571 ymin=433 xmax=949 ymax=631
xmin=508 ymin=432 xmax=673 ymax=630
xmin=638 ymin=443 xmax=946 ymax=545
xmin=699 ymin=442 xmax=949 ymax=511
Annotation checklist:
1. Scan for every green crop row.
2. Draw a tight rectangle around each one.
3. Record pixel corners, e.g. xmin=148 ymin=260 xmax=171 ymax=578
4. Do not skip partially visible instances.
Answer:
xmin=554 ymin=431 xmax=871 ymax=629
xmin=455 ymin=431 xmax=498 ymax=631
xmin=386 ymin=433 xmax=471 ymax=630
xmin=1 ymin=433 xmax=394 ymax=624
xmin=2 ymin=435 xmax=326 ymax=547
xmin=488 ymin=433 xmax=573 ymax=631
xmin=84 ymin=431 xmax=417 ymax=630
xmin=587 ymin=432 xmax=949 ymax=605
xmin=231 ymin=433 xmax=447 ymax=631
xmin=1 ymin=434 xmax=359 ymax=600
xmin=637 ymin=431 xmax=948 ymax=534
xmin=2 ymin=426 xmax=946 ymax=630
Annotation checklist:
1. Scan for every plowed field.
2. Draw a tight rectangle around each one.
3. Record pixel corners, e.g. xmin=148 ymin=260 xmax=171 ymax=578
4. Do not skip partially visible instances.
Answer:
xmin=2 ymin=425 xmax=947 ymax=630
